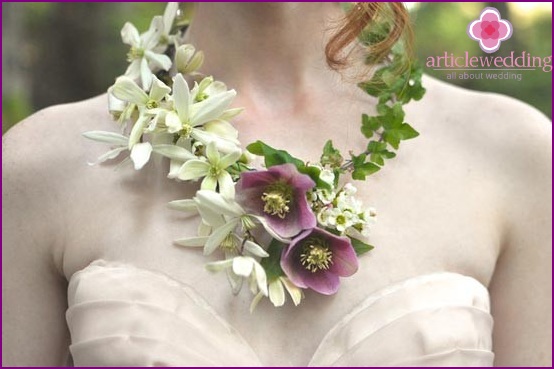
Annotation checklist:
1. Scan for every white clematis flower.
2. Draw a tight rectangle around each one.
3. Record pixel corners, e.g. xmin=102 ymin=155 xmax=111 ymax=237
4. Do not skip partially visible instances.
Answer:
xmin=159 ymin=2 xmax=179 ymax=47
xmin=165 ymin=74 xmax=240 ymax=152
xmin=250 ymin=276 xmax=303 ymax=312
xmin=82 ymin=130 xmax=152 ymax=170
xmin=122 ymin=16 xmax=172 ymax=90
xmin=206 ymin=256 xmax=268 ymax=297
xmin=181 ymin=190 xmax=287 ymax=257
xmin=178 ymin=142 xmax=240 ymax=198
xmin=269 ymin=276 xmax=303 ymax=307
xmin=112 ymin=75 xmax=171 ymax=148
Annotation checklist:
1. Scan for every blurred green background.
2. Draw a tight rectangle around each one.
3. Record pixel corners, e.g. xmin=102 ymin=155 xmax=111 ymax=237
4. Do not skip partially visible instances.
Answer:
xmin=2 ymin=2 xmax=552 ymax=134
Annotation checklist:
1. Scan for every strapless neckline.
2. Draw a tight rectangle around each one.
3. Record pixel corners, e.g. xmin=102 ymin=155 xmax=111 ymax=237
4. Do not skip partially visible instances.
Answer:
xmin=66 ymin=259 xmax=494 ymax=366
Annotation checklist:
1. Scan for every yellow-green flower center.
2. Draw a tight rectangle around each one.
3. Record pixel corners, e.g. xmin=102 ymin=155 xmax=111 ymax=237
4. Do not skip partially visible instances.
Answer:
xmin=336 ymin=214 xmax=347 ymax=226
xmin=127 ymin=46 xmax=145 ymax=61
xmin=261 ymin=182 xmax=292 ymax=219
xmin=146 ymin=100 xmax=158 ymax=109
xmin=159 ymin=35 xmax=169 ymax=45
xmin=195 ymin=92 xmax=208 ymax=102
xmin=179 ymin=123 xmax=193 ymax=139
xmin=220 ymin=233 xmax=237 ymax=251
xmin=209 ymin=166 xmax=222 ymax=177
xmin=300 ymin=238 xmax=333 ymax=273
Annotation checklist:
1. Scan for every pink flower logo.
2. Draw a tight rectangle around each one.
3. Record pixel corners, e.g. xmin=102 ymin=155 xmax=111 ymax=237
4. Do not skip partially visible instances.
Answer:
xmin=467 ymin=7 xmax=513 ymax=53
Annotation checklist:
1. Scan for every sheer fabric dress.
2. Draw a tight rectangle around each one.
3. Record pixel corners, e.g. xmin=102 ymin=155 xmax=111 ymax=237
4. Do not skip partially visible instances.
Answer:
xmin=66 ymin=260 xmax=494 ymax=366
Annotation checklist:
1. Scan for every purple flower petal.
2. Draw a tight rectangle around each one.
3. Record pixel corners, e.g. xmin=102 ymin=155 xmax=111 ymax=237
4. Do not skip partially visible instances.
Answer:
xmin=302 ymin=268 xmax=340 ymax=295
xmin=281 ymin=228 xmax=359 ymax=295
xmin=236 ymin=163 xmax=316 ymax=238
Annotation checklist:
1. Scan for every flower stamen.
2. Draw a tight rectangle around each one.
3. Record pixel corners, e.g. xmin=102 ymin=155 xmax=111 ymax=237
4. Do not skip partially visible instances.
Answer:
xmin=209 ymin=166 xmax=222 ymax=177
xmin=146 ymin=100 xmax=158 ymax=109
xmin=261 ymin=182 xmax=292 ymax=219
xmin=179 ymin=123 xmax=193 ymax=139
xmin=127 ymin=46 xmax=145 ymax=61
xmin=220 ymin=233 xmax=237 ymax=251
xmin=240 ymin=216 xmax=256 ymax=231
xmin=195 ymin=92 xmax=208 ymax=102
xmin=300 ymin=238 xmax=333 ymax=273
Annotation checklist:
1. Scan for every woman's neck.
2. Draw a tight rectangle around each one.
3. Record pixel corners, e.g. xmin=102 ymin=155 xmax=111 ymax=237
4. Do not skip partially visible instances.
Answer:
xmin=188 ymin=3 xmax=345 ymax=104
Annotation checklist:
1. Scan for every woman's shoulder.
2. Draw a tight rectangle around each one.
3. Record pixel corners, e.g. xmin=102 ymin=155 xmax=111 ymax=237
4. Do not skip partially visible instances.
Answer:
xmin=3 ymin=94 xmax=112 ymax=178
xmin=416 ymin=75 xmax=551 ymax=172
xmin=420 ymin=74 xmax=551 ymax=139
xmin=3 ymin=93 xmax=111 ymax=148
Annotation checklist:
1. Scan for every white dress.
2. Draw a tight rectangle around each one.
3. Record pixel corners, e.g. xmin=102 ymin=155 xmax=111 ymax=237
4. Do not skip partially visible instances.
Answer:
xmin=66 ymin=260 xmax=494 ymax=366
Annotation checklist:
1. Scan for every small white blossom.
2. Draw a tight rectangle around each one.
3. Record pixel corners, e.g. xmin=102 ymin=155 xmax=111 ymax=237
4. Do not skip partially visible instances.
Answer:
xmin=121 ymin=16 xmax=172 ymax=89
xmin=177 ymin=142 xmax=240 ymax=198
xmin=165 ymin=74 xmax=240 ymax=153
xmin=112 ymin=75 xmax=171 ymax=148
xmin=207 ymin=256 xmax=268 ymax=297
xmin=327 ymin=208 xmax=355 ymax=233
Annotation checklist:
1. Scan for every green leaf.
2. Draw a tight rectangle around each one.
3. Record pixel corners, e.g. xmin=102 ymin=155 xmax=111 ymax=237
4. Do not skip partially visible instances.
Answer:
xmin=376 ymin=101 xmax=389 ymax=116
xmin=332 ymin=168 xmax=342 ymax=187
xmin=361 ymin=118 xmax=373 ymax=139
xmin=366 ymin=141 xmax=387 ymax=153
xmin=370 ymin=153 xmax=384 ymax=166
xmin=246 ymin=140 xmax=304 ymax=168
xmin=358 ymin=80 xmax=386 ymax=97
xmin=359 ymin=22 xmax=391 ymax=48
xmin=351 ymin=153 xmax=367 ymax=167
xmin=381 ymin=70 xmax=396 ymax=87
xmin=390 ymin=103 xmax=405 ymax=127
xmin=397 ymin=63 xmax=427 ymax=103
xmin=378 ymin=93 xmax=393 ymax=105
xmin=260 ymin=239 xmax=286 ymax=281
xmin=298 ymin=165 xmax=332 ymax=191
xmin=320 ymin=140 xmax=343 ymax=168
xmin=361 ymin=115 xmax=383 ymax=139
xmin=350 ymin=237 xmax=374 ymax=256
xmin=352 ymin=161 xmax=380 ymax=180
xmin=398 ymin=123 xmax=419 ymax=140
xmin=383 ymin=130 xmax=401 ymax=149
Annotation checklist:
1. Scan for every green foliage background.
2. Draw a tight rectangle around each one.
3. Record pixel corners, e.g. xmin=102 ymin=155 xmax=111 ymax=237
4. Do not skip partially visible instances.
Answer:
xmin=2 ymin=2 xmax=552 ymax=134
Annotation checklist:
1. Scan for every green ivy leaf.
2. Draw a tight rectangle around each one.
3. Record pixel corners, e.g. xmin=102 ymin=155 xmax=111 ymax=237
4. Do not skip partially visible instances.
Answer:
xmin=298 ymin=165 xmax=332 ymax=191
xmin=247 ymin=140 xmax=304 ymax=168
xmin=398 ymin=123 xmax=419 ymax=140
xmin=358 ymin=80 xmax=387 ymax=98
xmin=383 ymin=130 xmax=401 ymax=149
xmin=366 ymin=141 xmax=387 ymax=153
xmin=352 ymin=161 xmax=380 ymax=180
xmin=320 ymin=140 xmax=343 ymax=168
xmin=351 ymin=153 xmax=367 ymax=167
xmin=349 ymin=237 xmax=375 ymax=256
xmin=381 ymin=70 xmax=395 ymax=87
xmin=370 ymin=153 xmax=384 ymax=166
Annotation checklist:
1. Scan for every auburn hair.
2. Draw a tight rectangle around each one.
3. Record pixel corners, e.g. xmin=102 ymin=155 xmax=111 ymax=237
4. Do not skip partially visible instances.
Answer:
xmin=325 ymin=2 xmax=412 ymax=73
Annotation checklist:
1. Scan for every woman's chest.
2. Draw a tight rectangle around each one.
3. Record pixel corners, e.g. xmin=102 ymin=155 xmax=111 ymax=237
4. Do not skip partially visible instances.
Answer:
xmin=63 ymin=145 xmax=499 ymax=365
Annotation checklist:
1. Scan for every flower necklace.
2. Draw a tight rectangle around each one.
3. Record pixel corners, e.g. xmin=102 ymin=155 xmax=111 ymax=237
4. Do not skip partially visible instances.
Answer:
xmin=84 ymin=3 xmax=425 ymax=311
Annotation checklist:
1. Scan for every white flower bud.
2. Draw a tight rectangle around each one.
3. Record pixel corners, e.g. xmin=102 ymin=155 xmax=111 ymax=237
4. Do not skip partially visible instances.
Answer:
xmin=175 ymin=44 xmax=204 ymax=74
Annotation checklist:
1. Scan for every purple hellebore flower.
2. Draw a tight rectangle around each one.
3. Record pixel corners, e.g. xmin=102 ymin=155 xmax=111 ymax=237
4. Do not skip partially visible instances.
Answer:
xmin=236 ymin=163 xmax=316 ymax=238
xmin=281 ymin=227 xmax=358 ymax=295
